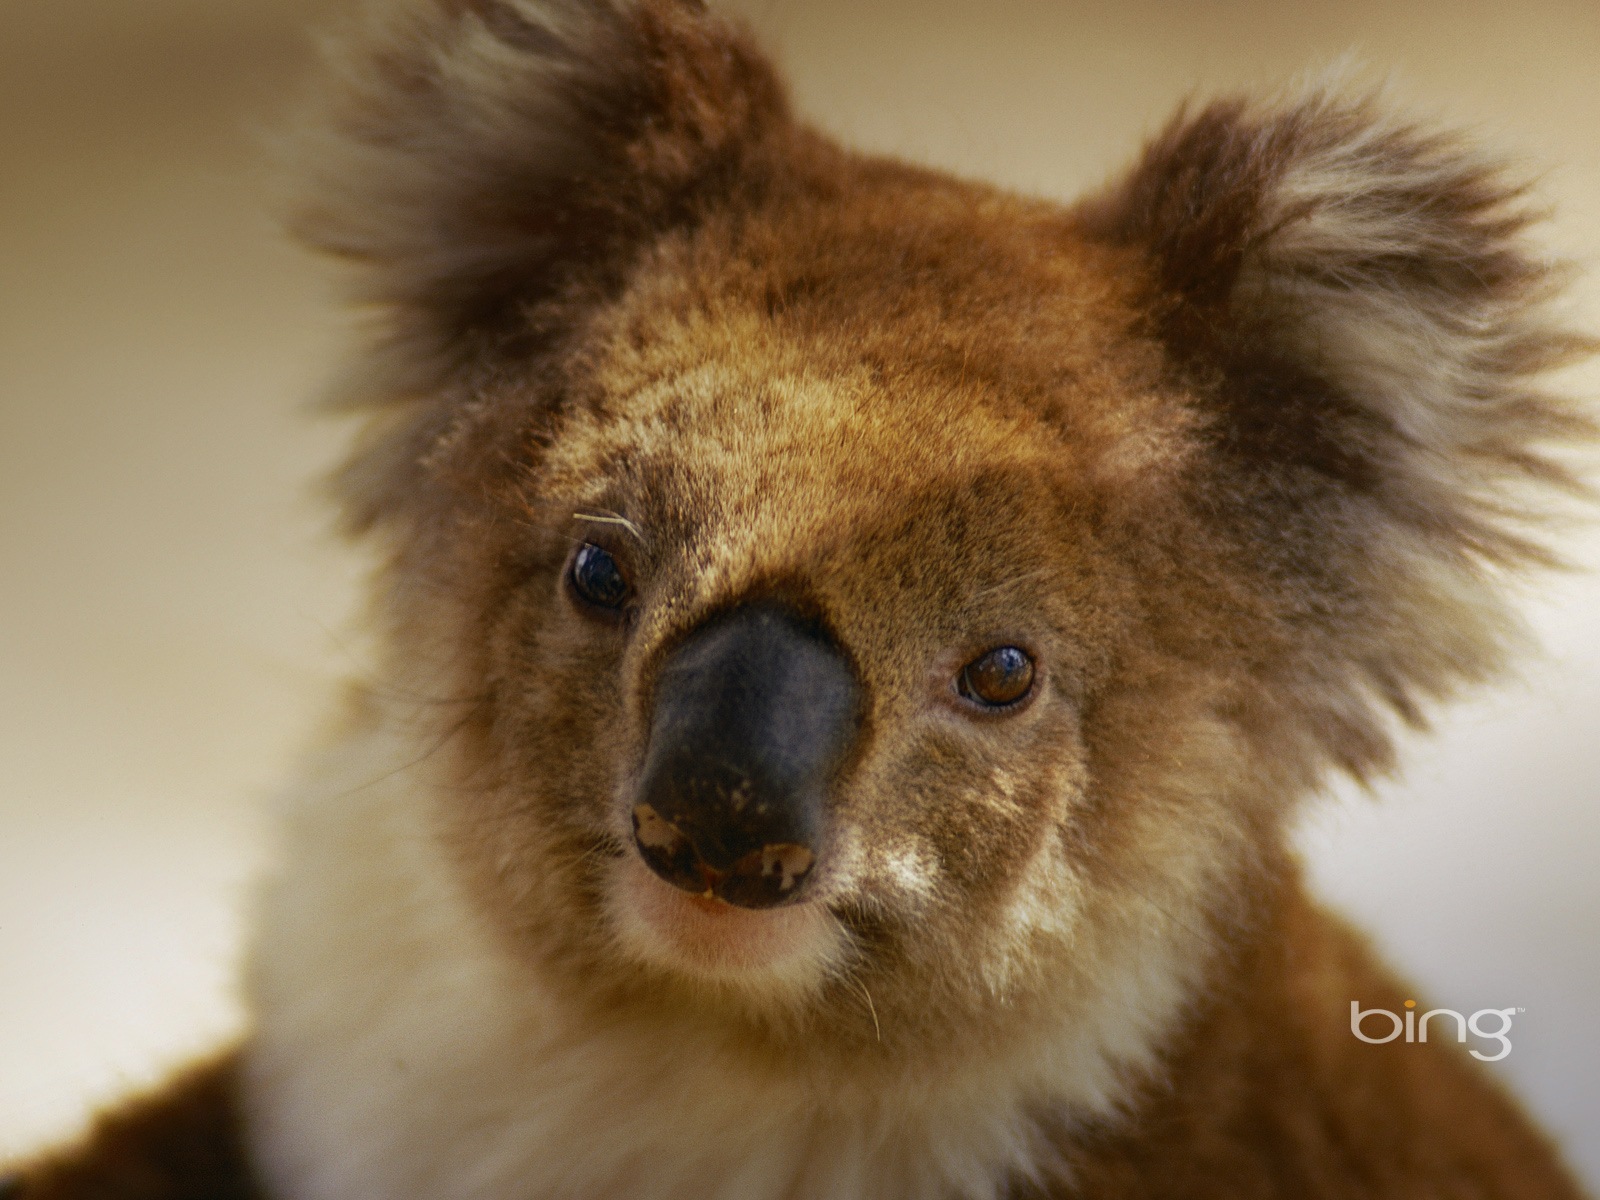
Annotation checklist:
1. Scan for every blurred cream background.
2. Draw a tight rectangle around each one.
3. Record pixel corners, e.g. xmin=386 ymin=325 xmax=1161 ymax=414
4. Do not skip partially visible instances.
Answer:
xmin=1 ymin=0 xmax=1597 ymax=1183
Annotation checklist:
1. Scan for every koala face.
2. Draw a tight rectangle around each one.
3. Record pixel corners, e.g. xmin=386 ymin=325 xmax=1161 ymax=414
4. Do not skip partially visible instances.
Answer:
xmin=354 ymin=170 xmax=1317 ymax=1086
xmin=292 ymin=0 xmax=1587 ymax=1080
xmin=406 ymin=193 xmax=1195 ymax=1055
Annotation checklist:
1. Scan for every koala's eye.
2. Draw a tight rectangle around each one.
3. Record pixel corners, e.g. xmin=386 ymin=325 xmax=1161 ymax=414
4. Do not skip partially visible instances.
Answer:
xmin=569 ymin=543 xmax=630 ymax=611
xmin=957 ymin=646 xmax=1035 ymax=709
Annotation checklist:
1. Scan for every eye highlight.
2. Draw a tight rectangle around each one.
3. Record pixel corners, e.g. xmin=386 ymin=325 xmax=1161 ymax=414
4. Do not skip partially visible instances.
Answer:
xmin=957 ymin=646 xmax=1035 ymax=709
xmin=569 ymin=543 xmax=631 ymax=611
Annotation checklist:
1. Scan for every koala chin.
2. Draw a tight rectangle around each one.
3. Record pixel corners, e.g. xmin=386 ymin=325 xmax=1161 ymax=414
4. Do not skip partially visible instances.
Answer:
xmin=8 ymin=1 xmax=1594 ymax=1197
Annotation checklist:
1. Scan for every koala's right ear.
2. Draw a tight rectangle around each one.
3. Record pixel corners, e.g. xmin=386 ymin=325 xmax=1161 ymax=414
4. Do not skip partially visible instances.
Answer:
xmin=292 ymin=0 xmax=788 ymax=530
xmin=296 ymin=0 xmax=788 ymax=352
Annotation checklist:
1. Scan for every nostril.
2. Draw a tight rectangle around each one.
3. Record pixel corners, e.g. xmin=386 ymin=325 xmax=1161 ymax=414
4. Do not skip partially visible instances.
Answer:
xmin=719 ymin=842 xmax=815 ymax=909
xmin=630 ymin=802 xmax=818 ymax=909
xmin=631 ymin=803 xmax=706 ymax=896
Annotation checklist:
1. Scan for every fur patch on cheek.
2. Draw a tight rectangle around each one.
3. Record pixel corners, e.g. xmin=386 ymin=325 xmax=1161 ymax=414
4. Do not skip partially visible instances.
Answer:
xmin=877 ymin=840 xmax=942 ymax=901
xmin=974 ymin=835 xmax=1090 ymax=996
xmin=827 ymin=821 xmax=961 ymax=930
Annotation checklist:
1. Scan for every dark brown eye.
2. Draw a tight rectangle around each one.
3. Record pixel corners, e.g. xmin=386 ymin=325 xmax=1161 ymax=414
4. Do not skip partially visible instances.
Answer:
xmin=570 ymin=543 xmax=630 ymax=611
xmin=957 ymin=646 xmax=1035 ymax=708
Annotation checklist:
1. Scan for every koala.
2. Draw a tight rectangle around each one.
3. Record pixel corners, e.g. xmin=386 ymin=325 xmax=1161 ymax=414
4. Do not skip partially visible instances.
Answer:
xmin=7 ymin=1 xmax=1593 ymax=1197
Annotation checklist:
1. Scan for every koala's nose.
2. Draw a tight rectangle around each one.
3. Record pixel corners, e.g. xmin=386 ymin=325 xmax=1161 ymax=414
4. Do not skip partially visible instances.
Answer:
xmin=632 ymin=603 xmax=860 ymax=909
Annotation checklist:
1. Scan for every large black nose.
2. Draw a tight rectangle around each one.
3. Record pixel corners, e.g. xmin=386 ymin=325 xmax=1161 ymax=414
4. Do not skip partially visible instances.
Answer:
xmin=632 ymin=603 xmax=860 ymax=909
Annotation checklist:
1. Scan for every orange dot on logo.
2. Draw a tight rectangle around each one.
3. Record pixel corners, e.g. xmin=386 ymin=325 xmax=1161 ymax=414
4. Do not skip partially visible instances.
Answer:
xmin=1404 ymin=1000 xmax=1416 ymax=1008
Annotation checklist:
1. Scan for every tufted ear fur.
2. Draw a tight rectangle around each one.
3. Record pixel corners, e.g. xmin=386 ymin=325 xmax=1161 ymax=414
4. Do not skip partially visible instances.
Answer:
xmin=1078 ymin=82 xmax=1595 ymax=775
xmin=1075 ymin=84 xmax=1600 ymax=790
xmin=1080 ymin=82 xmax=1592 ymax=547
xmin=291 ymin=0 xmax=790 ymax=531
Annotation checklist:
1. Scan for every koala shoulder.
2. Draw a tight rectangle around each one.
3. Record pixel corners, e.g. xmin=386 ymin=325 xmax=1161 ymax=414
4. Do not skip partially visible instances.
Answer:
xmin=2 ymin=1057 xmax=258 ymax=1200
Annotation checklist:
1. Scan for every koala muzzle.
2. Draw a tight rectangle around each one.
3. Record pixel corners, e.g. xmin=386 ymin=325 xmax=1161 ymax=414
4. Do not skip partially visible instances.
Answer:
xmin=632 ymin=604 xmax=859 ymax=909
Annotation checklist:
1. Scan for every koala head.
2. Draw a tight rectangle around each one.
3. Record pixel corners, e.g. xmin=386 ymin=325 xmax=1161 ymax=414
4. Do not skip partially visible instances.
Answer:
xmin=293 ymin=0 xmax=1589 ymax=1078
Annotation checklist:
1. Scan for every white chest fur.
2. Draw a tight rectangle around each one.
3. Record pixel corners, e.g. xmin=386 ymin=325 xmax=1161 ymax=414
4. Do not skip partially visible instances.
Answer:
xmin=241 ymin=728 xmax=1194 ymax=1200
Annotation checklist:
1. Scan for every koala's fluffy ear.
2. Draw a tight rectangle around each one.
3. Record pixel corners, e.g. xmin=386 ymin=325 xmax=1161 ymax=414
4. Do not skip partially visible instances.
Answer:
xmin=294 ymin=0 xmax=787 ymax=527
xmin=1079 ymin=84 xmax=1594 ymax=769
xmin=1079 ymin=84 xmax=1592 ymax=566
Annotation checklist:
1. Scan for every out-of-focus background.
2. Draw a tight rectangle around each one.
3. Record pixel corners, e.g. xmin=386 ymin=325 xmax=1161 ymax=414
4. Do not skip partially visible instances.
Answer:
xmin=2 ymin=0 xmax=1596 ymax=1183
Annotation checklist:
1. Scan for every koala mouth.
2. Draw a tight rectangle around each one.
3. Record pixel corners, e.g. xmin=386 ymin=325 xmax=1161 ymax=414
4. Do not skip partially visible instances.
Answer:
xmin=611 ymin=852 xmax=844 ymax=982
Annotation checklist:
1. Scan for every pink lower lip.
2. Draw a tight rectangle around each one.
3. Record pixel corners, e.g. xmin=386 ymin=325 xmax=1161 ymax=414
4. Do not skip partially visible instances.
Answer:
xmin=614 ymin=855 xmax=836 ymax=978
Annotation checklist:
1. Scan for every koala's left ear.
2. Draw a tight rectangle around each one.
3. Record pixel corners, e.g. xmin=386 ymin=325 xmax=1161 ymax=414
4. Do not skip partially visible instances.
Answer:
xmin=1078 ymin=84 xmax=1592 ymax=566
xmin=297 ymin=0 xmax=786 ymax=353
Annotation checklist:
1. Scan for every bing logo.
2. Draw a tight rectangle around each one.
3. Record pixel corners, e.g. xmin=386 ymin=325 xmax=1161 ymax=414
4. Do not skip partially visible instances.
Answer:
xmin=1350 ymin=999 xmax=1523 ymax=1062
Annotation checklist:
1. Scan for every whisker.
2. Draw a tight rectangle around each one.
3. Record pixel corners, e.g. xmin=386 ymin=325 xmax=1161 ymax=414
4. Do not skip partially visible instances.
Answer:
xmin=331 ymin=701 xmax=486 ymax=803
xmin=852 ymin=977 xmax=883 ymax=1044
xmin=573 ymin=510 xmax=647 ymax=545
xmin=966 ymin=568 xmax=1058 ymax=604
xmin=352 ymin=679 xmax=494 ymax=709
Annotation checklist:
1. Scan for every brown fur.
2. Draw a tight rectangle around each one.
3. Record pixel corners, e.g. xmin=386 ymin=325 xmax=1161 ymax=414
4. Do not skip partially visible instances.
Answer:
xmin=17 ymin=0 xmax=1595 ymax=1195
xmin=4 ymin=1056 xmax=258 ymax=1200
xmin=1058 ymin=877 xmax=1586 ymax=1197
